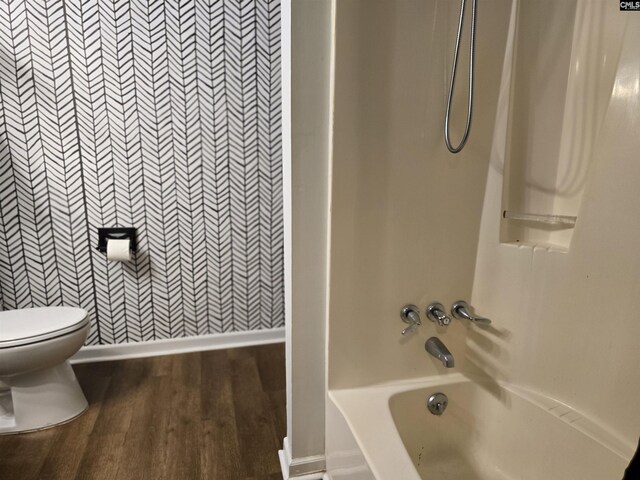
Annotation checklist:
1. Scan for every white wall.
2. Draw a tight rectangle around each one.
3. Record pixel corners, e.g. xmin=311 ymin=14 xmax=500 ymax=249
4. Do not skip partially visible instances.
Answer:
xmin=471 ymin=0 xmax=640 ymax=453
xmin=327 ymin=0 xmax=512 ymax=390
xmin=283 ymin=0 xmax=333 ymax=476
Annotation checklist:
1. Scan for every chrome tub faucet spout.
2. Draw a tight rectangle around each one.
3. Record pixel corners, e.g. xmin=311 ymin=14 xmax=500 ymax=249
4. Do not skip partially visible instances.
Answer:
xmin=425 ymin=337 xmax=455 ymax=368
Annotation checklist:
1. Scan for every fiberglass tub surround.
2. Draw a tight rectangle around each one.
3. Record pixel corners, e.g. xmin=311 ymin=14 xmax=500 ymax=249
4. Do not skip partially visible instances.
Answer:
xmin=325 ymin=0 xmax=640 ymax=478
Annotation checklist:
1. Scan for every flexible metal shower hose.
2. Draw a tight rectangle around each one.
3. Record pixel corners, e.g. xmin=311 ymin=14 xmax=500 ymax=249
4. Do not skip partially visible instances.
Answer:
xmin=444 ymin=0 xmax=477 ymax=154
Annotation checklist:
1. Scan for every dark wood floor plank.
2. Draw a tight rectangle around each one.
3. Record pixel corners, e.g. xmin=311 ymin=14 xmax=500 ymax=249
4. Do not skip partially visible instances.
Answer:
xmin=268 ymin=388 xmax=287 ymax=445
xmin=157 ymin=353 xmax=203 ymax=479
xmin=74 ymin=357 xmax=154 ymax=480
xmin=0 ymin=427 xmax=58 ymax=480
xmin=74 ymin=360 xmax=116 ymax=381
xmin=0 ymin=343 xmax=286 ymax=480
xmin=253 ymin=343 xmax=286 ymax=393
xmin=200 ymin=349 xmax=244 ymax=479
xmin=149 ymin=353 xmax=173 ymax=377
xmin=75 ymin=433 xmax=129 ymax=480
xmin=228 ymin=347 xmax=282 ymax=477
xmin=113 ymin=374 xmax=170 ymax=480
xmin=200 ymin=349 xmax=233 ymax=421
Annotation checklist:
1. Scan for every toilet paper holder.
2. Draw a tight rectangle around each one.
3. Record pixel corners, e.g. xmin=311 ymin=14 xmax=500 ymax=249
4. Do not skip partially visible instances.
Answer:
xmin=96 ymin=227 xmax=137 ymax=254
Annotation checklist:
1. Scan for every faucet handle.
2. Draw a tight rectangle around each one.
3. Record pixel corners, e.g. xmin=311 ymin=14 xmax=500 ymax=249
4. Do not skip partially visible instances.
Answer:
xmin=426 ymin=303 xmax=451 ymax=327
xmin=451 ymin=301 xmax=491 ymax=325
xmin=400 ymin=305 xmax=422 ymax=335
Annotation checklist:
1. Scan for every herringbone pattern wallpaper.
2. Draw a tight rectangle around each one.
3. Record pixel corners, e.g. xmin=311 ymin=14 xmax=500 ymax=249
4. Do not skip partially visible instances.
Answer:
xmin=0 ymin=0 xmax=283 ymax=344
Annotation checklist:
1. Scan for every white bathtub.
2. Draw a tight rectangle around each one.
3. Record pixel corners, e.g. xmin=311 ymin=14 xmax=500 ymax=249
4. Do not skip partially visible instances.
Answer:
xmin=329 ymin=374 xmax=632 ymax=479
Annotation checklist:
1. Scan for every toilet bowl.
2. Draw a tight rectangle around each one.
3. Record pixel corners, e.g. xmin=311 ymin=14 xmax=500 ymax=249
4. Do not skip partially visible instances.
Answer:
xmin=0 ymin=307 xmax=91 ymax=434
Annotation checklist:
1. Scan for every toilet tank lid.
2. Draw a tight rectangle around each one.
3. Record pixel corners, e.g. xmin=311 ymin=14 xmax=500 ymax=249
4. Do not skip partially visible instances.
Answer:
xmin=0 ymin=307 xmax=89 ymax=344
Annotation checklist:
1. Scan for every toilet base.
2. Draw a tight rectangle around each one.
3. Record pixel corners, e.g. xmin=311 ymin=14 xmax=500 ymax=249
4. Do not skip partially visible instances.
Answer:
xmin=0 ymin=361 xmax=88 ymax=435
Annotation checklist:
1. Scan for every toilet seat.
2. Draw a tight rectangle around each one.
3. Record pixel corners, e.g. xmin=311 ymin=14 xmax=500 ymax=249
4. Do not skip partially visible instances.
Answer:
xmin=0 ymin=307 xmax=90 ymax=349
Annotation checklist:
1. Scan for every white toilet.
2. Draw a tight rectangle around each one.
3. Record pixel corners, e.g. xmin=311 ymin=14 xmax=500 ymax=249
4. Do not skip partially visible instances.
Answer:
xmin=0 ymin=307 xmax=91 ymax=434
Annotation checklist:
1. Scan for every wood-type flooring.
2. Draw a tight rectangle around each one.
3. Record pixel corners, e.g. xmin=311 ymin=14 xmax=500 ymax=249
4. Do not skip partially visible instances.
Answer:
xmin=0 ymin=343 xmax=286 ymax=480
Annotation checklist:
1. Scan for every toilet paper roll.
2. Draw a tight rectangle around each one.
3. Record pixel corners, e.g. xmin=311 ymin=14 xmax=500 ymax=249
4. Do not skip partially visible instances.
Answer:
xmin=106 ymin=239 xmax=131 ymax=262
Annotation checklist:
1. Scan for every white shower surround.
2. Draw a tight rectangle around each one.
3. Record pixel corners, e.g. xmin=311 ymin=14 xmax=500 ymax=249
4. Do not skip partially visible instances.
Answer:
xmin=319 ymin=0 xmax=640 ymax=478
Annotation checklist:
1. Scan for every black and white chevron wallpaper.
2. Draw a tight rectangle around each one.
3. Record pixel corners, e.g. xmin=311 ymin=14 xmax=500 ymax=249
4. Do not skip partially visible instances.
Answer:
xmin=0 ymin=0 xmax=283 ymax=344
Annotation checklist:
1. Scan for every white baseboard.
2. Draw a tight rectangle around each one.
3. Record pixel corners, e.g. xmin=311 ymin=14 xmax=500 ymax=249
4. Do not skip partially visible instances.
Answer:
xmin=71 ymin=327 xmax=285 ymax=364
xmin=279 ymin=437 xmax=326 ymax=479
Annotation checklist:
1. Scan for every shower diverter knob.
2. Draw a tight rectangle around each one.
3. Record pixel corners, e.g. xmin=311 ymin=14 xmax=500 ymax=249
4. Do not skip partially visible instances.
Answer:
xmin=426 ymin=303 xmax=451 ymax=327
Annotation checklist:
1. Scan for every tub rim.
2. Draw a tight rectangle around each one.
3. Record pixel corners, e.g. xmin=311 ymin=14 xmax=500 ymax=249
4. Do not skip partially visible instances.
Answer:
xmin=329 ymin=373 xmax=633 ymax=480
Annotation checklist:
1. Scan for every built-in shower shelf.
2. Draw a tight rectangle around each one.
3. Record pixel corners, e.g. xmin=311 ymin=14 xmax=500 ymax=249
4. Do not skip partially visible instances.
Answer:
xmin=503 ymin=211 xmax=577 ymax=227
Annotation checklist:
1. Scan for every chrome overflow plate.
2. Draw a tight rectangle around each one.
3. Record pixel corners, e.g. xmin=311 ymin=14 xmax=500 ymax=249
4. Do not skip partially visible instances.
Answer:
xmin=426 ymin=392 xmax=448 ymax=416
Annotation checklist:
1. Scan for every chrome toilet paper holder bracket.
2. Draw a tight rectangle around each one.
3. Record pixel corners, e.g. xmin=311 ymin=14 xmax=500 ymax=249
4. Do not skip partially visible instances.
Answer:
xmin=96 ymin=227 xmax=137 ymax=253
